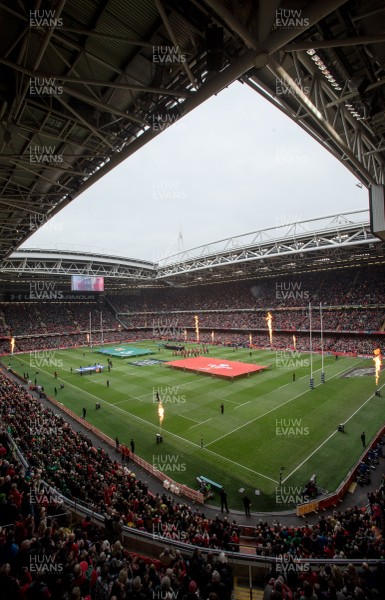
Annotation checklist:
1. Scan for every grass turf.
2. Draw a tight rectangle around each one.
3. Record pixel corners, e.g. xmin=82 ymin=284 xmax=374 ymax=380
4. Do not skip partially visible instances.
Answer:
xmin=8 ymin=342 xmax=383 ymax=512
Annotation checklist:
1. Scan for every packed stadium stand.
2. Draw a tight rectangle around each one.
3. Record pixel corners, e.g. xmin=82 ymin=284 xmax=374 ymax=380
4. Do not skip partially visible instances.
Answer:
xmin=1 ymin=372 xmax=385 ymax=599
xmin=1 ymin=266 xmax=384 ymax=358
xmin=2 ymin=0 xmax=385 ymax=594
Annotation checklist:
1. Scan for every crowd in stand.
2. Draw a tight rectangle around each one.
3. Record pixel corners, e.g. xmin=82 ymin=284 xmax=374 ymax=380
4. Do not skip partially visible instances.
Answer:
xmin=108 ymin=266 xmax=385 ymax=313
xmin=0 ymin=433 xmax=235 ymax=600
xmin=1 ymin=304 xmax=119 ymax=337
xmin=0 ymin=267 xmax=384 ymax=359
xmin=0 ymin=370 xmax=385 ymax=599
xmin=0 ymin=330 xmax=382 ymax=358
xmin=124 ymin=309 xmax=384 ymax=334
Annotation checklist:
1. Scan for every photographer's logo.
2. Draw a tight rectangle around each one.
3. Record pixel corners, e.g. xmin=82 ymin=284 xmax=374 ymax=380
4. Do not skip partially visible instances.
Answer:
xmin=275 ymin=145 xmax=310 ymax=164
xmin=150 ymin=113 xmax=186 ymax=132
xmin=274 ymin=9 xmax=309 ymax=29
xmin=276 ymin=554 xmax=310 ymax=574
xmin=152 ymin=317 xmax=182 ymax=338
xmin=275 ymin=77 xmax=310 ymax=96
xmin=29 ymin=10 xmax=63 ymax=27
xmin=276 ymin=281 xmax=309 ymax=301
xmin=276 ymin=350 xmax=309 ymax=369
xmin=275 ymin=214 xmax=310 ymax=231
xmin=29 ymin=350 xmax=63 ymax=368
xmin=152 ymin=46 xmax=186 ymax=63
xmin=153 ymin=454 xmax=186 ymax=473
xmin=30 ymin=554 xmax=63 ymax=573
xmin=29 ymin=77 xmax=63 ymax=96
xmin=152 ymin=182 xmax=187 ymax=201
xmin=153 ymin=386 xmax=186 ymax=405
xmin=29 ymin=145 xmax=63 ymax=165
xmin=276 ymin=418 xmax=309 ymax=436
xmin=29 ymin=281 xmax=64 ymax=300
xmin=30 ymin=214 xmax=63 ymax=232
xmin=30 ymin=481 xmax=62 ymax=507
xmin=275 ymin=486 xmax=304 ymax=507
xmin=29 ymin=417 xmax=62 ymax=436
xmin=152 ymin=522 xmax=188 ymax=543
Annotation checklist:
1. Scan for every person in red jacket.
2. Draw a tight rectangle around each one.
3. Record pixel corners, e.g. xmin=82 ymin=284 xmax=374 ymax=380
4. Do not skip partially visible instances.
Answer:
xmin=9 ymin=483 xmax=23 ymax=508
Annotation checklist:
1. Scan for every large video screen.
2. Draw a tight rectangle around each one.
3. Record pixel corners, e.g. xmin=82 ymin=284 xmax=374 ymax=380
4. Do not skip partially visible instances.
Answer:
xmin=71 ymin=276 xmax=104 ymax=292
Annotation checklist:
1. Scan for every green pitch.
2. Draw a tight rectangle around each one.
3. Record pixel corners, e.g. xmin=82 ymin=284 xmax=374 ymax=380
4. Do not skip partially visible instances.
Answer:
xmin=9 ymin=343 xmax=383 ymax=511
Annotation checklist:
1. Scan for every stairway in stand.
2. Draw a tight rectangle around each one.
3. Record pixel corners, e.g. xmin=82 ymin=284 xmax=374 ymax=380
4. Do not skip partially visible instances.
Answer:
xmin=233 ymin=577 xmax=264 ymax=600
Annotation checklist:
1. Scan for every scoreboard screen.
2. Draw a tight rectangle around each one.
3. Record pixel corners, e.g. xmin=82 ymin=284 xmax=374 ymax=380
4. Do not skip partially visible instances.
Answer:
xmin=71 ymin=276 xmax=104 ymax=292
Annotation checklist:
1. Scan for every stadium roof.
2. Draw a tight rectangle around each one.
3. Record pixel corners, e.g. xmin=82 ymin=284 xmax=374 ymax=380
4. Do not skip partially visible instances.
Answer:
xmin=0 ymin=0 xmax=385 ymax=260
xmin=1 ymin=210 xmax=384 ymax=289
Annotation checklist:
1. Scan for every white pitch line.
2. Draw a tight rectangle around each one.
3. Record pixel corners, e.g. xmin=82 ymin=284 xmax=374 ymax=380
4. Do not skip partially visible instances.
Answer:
xmin=114 ymin=396 xmax=142 ymax=405
xmin=226 ymin=353 xmax=334 ymax=409
xmin=281 ymin=381 xmax=385 ymax=484
xmin=189 ymin=417 xmax=213 ymax=429
xmin=234 ymin=400 xmax=251 ymax=409
xmin=205 ymin=358 xmax=363 ymax=449
xmin=135 ymin=376 xmax=216 ymax=399
xmin=201 ymin=446 xmax=279 ymax=484
xmin=179 ymin=415 xmax=200 ymax=424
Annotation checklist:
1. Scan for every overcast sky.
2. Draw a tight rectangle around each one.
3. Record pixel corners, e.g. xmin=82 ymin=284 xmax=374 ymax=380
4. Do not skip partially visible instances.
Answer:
xmin=23 ymin=80 xmax=367 ymax=262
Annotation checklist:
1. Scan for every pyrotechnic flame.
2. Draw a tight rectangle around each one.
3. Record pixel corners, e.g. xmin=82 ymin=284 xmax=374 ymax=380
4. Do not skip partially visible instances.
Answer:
xmin=373 ymin=349 xmax=382 ymax=386
xmin=184 ymin=329 xmax=187 ymax=342
xmin=158 ymin=400 xmax=164 ymax=427
xmin=293 ymin=334 xmax=296 ymax=350
xmin=266 ymin=312 xmax=273 ymax=346
xmin=10 ymin=337 xmax=15 ymax=354
xmin=249 ymin=333 xmax=252 ymax=347
xmin=194 ymin=315 xmax=200 ymax=343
